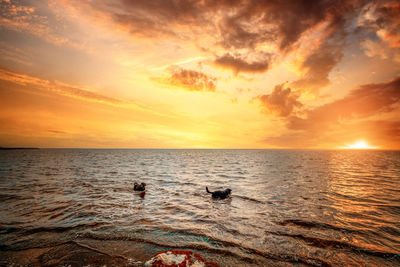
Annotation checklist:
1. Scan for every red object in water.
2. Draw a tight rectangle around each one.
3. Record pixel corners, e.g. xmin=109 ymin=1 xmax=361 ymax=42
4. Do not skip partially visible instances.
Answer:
xmin=145 ymin=250 xmax=219 ymax=267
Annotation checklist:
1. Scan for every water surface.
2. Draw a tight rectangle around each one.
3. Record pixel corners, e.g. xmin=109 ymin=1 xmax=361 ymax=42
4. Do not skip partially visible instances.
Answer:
xmin=0 ymin=149 xmax=399 ymax=266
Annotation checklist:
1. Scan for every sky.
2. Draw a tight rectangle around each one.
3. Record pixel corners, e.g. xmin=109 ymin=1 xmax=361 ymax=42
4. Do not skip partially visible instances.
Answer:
xmin=0 ymin=0 xmax=399 ymax=149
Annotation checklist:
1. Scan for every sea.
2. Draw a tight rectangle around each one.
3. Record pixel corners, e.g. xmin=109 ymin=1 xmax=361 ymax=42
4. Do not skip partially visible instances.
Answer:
xmin=0 ymin=149 xmax=399 ymax=266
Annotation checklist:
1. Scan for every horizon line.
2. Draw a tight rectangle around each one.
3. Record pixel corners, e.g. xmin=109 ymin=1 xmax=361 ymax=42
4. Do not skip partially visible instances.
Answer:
xmin=1 ymin=147 xmax=399 ymax=151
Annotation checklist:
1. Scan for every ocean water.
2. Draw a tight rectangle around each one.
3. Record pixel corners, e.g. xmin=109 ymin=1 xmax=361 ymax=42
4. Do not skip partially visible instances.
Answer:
xmin=0 ymin=149 xmax=399 ymax=266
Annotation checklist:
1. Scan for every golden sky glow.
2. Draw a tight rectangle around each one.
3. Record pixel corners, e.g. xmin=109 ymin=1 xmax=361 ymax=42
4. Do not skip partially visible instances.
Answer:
xmin=0 ymin=0 xmax=399 ymax=149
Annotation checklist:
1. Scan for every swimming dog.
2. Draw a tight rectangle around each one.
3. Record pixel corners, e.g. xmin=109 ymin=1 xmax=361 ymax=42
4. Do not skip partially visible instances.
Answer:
xmin=206 ymin=187 xmax=232 ymax=199
xmin=134 ymin=182 xmax=146 ymax=191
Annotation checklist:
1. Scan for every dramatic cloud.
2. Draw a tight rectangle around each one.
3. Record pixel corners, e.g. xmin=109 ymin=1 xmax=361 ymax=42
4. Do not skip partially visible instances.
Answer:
xmin=217 ymin=13 xmax=275 ymax=49
xmin=216 ymin=0 xmax=359 ymax=51
xmin=256 ymin=84 xmax=302 ymax=117
xmin=160 ymin=66 xmax=216 ymax=92
xmin=1 ymin=0 xmax=400 ymax=149
xmin=77 ymin=0 xmax=365 ymax=52
xmin=57 ymin=0 xmax=370 ymax=83
xmin=358 ymin=2 xmax=400 ymax=61
xmin=288 ymin=76 xmax=400 ymax=131
xmin=214 ymin=53 xmax=271 ymax=74
xmin=291 ymin=43 xmax=343 ymax=93
xmin=261 ymin=77 xmax=400 ymax=148
xmin=361 ymin=1 xmax=400 ymax=47
xmin=90 ymin=0 xmax=205 ymax=38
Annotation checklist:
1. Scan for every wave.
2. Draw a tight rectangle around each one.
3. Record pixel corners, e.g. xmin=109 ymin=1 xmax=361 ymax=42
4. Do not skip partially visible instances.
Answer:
xmin=1 ymin=149 xmax=399 ymax=266
xmin=78 ymin=231 xmax=331 ymax=266
xmin=234 ymin=195 xmax=265 ymax=204
xmin=0 ymin=222 xmax=108 ymax=239
xmin=265 ymin=230 xmax=400 ymax=260
xmin=276 ymin=219 xmax=358 ymax=233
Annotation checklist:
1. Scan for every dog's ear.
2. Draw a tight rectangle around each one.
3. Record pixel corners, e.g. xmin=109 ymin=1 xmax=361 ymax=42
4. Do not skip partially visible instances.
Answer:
xmin=134 ymin=182 xmax=138 ymax=185
xmin=142 ymin=182 xmax=146 ymax=186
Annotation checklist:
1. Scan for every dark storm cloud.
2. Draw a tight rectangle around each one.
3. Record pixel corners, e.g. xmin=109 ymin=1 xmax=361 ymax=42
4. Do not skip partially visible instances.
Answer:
xmin=256 ymin=84 xmax=302 ymax=117
xmin=165 ymin=66 xmax=216 ymax=92
xmin=214 ymin=53 xmax=271 ymax=74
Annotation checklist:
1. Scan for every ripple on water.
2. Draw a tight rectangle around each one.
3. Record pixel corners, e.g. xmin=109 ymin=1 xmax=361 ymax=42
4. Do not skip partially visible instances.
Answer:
xmin=0 ymin=149 xmax=399 ymax=266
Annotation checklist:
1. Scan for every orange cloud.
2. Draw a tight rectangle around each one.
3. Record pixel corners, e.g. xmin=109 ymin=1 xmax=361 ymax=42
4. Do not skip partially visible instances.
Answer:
xmin=55 ymin=0 xmax=370 ymax=85
xmin=262 ymin=77 xmax=400 ymax=149
xmin=155 ymin=66 xmax=217 ymax=92
xmin=358 ymin=2 xmax=400 ymax=61
xmin=374 ymin=2 xmax=400 ymax=48
xmin=256 ymin=84 xmax=302 ymax=117
xmin=214 ymin=53 xmax=271 ymax=74
xmin=290 ymin=43 xmax=343 ymax=93
xmin=1 ymin=0 xmax=399 ymax=149
xmin=65 ymin=0 xmax=365 ymax=55
xmin=289 ymin=77 xmax=400 ymax=129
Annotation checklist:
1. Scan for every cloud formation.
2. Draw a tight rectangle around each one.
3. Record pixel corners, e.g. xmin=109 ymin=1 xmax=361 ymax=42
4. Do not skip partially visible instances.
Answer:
xmin=0 ymin=0 xmax=81 ymax=49
xmin=289 ymin=76 xmax=400 ymax=130
xmin=358 ymin=1 xmax=400 ymax=61
xmin=2 ymin=0 xmax=400 ymax=149
xmin=52 ymin=0 xmax=382 ymax=95
xmin=291 ymin=43 xmax=343 ymax=93
xmin=362 ymin=1 xmax=400 ymax=47
xmin=214 ymin=53 xmax=271 ymax=74
xmin=161 ymin=66 xmax=216 ymax=92
xmin=261 ymin=77 xmax=400 ymax=148
xmin=99 ymin=0 xmax=362 ymax=48
xmin=0 ymin=68 xmax=123 ymax=105
xmin=256 ymin=84 xmax=302 ymax=117
xmin=69 ymin=1 xmax=366 ymax=60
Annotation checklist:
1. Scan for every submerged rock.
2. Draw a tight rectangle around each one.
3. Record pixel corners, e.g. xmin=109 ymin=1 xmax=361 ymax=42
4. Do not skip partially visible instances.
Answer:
xmin=145 ymin=250 xmax=218 ymax=267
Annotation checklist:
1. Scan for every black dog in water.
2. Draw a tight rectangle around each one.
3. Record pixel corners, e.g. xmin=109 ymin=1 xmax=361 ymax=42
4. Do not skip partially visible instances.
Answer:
xmin=134 ymin=182 xmax=146 ymax=191
xmin=206 ymin=187 xmax=232 ymax=199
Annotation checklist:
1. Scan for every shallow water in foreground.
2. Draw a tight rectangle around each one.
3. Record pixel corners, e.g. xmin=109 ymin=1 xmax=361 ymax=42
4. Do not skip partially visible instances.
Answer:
xmin=0 ymin=149 xmax=399 ymax=266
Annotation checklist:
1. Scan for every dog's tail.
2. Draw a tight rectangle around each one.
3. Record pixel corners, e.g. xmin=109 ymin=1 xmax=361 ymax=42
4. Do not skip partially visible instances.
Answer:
xmin=206 ymin=186 xmax=212 ymax=194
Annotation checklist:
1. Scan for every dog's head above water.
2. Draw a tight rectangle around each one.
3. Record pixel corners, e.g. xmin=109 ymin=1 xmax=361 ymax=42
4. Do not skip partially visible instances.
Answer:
xmin=206 ymin=187 xmax=232 ymax=199
xmin=134 ymin=182 xmax=146 ymax=191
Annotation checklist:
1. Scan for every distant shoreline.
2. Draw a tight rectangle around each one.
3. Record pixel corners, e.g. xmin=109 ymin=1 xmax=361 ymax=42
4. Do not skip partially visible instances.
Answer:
xmin=0 ymin=147 xmax=398 ymax=151
xmin=0 ymin=147 xmax=39 ymax=150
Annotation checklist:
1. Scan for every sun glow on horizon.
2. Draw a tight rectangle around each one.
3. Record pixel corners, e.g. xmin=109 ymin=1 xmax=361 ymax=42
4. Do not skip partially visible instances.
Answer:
xmin=339 ymin=140 xmax=379 ymax=150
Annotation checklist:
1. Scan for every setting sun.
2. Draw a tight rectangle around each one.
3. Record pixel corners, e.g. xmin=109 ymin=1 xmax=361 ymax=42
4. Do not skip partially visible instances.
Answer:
xmin=340 ymin=140 xmax=379 ymax=150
